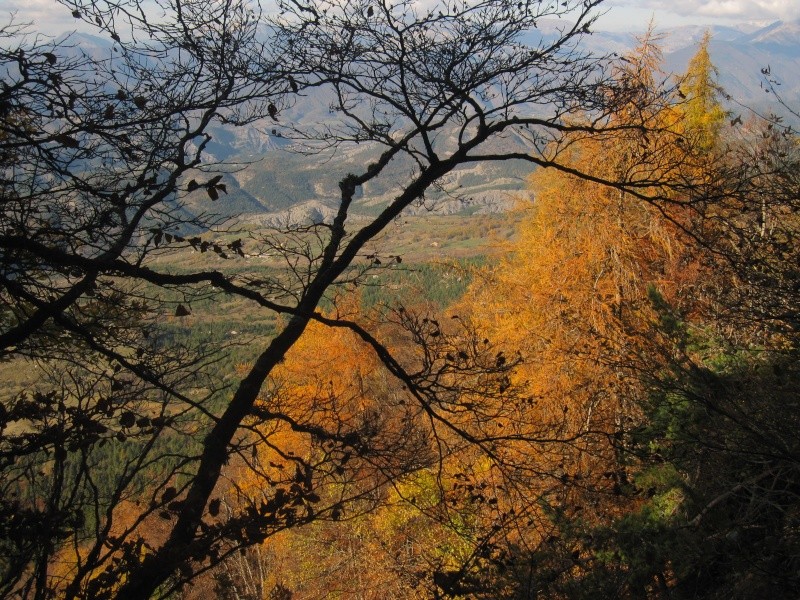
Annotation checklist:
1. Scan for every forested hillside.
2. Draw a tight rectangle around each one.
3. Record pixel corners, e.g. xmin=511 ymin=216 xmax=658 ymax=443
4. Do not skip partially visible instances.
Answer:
xmin=1 ymin=1 xmax=799 ymax=599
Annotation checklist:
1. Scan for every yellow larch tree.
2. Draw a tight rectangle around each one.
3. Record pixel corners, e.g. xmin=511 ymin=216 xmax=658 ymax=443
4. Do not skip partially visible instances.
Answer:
xmin=680 ymin=31 xmax=726 ymax=153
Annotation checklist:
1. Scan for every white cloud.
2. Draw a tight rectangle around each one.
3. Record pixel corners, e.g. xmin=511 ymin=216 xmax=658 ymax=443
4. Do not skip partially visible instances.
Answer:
xmin=0 ymin=0 xmax=96 ymax=37
xmin=2 ymin=0 xmax=796 ymax=38
xmin=613 ymin=0 xmax=797 ymax=22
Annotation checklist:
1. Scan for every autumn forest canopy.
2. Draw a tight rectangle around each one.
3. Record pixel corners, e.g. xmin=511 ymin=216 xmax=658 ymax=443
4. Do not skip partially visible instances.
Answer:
xmin=1 ymin=0 xmax=799 ymax=598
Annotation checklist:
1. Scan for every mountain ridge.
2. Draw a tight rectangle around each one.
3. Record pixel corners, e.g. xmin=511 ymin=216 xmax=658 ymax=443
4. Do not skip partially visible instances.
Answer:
xmin=51 ymin=19 xmax=800 ymax=224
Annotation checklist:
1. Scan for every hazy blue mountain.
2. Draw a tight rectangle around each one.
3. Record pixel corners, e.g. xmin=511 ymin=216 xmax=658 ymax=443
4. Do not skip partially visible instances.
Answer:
xmin=742 ymin=19 xmax=800 ymax=48
xmin=662 ymin=20 xmax=800 ymax=110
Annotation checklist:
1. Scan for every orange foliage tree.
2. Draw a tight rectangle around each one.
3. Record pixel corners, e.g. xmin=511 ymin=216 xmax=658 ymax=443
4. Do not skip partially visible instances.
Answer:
xmin=454 ymin=29 xmax=725 ymax=595
xmin=217 ymin=301 xmax=519 ymax=598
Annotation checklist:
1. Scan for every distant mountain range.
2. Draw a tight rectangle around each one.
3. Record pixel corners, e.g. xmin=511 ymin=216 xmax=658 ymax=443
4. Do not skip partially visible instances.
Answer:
xmin=660 ymin=20 xmax=800 ymax=110
xmin=57 ymin=18 xmax=800 ymax=224
xmin=521 ymin=18 xmax=800 ymax=108
xmin=217 ymin=18 xmax=800 ymax=224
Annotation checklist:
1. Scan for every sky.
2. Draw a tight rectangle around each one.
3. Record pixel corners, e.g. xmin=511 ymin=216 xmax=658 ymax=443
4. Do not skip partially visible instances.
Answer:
xmin=599 ymin=0 xmax=798 ymax=31
xmin=0 ymin=0 xmax=796 ymax=36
